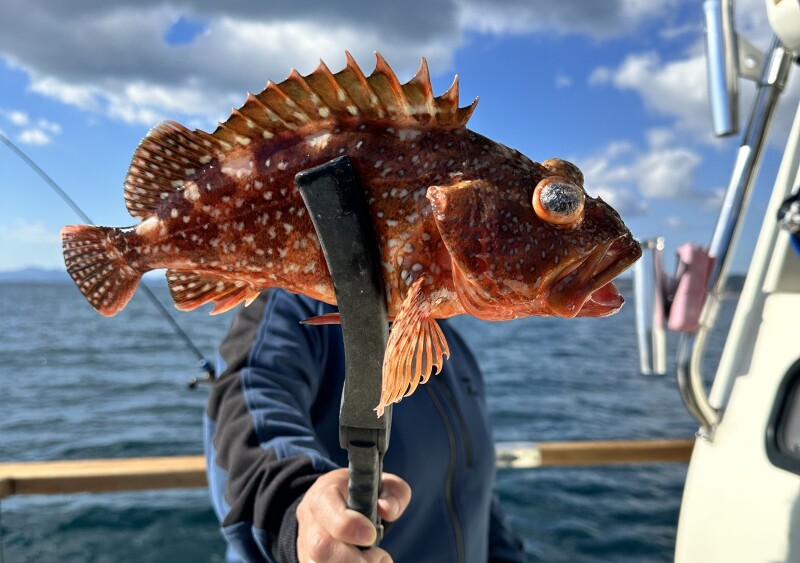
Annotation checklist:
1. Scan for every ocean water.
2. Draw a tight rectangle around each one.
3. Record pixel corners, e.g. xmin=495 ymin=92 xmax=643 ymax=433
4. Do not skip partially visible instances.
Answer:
xmin=0 ymin=280 xmax=734 ymax=562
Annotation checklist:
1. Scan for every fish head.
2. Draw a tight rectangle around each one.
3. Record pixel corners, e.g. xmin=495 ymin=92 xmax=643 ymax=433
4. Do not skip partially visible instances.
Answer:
xmin=427 ymin=158 xmax=641 ymax=320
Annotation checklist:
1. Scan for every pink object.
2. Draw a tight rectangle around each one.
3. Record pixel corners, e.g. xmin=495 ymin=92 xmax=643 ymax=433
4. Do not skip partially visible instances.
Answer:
xmin=668 ymin=243 xmax=714 ymax=333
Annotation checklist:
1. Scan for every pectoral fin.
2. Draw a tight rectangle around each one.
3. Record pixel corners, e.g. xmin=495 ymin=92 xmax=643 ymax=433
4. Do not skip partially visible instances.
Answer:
xmin=377 ymin=276 xmax=449 ymax=416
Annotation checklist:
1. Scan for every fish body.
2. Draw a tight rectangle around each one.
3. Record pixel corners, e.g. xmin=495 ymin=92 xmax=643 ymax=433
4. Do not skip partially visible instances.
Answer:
xmin=62 ymin=53 xmax=641 ymax=414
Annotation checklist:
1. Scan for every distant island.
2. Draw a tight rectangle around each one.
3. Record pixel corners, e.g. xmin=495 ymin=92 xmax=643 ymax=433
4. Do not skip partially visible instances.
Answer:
xmin=0 ymin=267 xmax=70 ymax=282
xmin=0 ymin=267 xmax=166 ymax=284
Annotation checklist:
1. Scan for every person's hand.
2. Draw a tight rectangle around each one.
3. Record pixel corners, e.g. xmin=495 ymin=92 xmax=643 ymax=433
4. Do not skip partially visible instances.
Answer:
xmin=296 ymin=468 xmax=411 ymax=562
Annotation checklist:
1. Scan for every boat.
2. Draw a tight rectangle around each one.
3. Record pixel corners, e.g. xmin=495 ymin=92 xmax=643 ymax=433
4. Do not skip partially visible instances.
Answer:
xmin=636 ymin=0 xmax=800 ymax=559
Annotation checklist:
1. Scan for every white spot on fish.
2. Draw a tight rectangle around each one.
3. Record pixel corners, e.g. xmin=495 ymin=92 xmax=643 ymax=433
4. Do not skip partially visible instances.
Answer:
xmin=278 ymin=161 xmax=288 ymax=171
xmin=170 ymin=208 xmax=179 ymax=218
xmin=222 ymin=156 xmax=253 ymax=179
xmin=184 ymin=183 xmax=201 ymax=202
xmin=283 ymin=223 xmax=294 ymax=234
xmin=398 ymin=129 xmax=421 ymax=141
xmin=374 ymin=160 xmax=383 ymax=168
xmin=305 ymin=132 xmax=332 ymax=150
xmin=318 ymin=107 xmax=330 ymax=118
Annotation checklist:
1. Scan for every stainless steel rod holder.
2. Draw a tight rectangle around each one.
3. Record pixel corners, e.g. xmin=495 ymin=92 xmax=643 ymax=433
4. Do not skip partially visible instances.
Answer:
xmin=677 ymin=37 xmax=793 ymax=435
xmin=704 ymin=0 xmax=740 ymax=136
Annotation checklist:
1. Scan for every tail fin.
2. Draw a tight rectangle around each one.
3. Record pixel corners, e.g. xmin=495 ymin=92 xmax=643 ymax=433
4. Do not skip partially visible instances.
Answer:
xmin=61 ymin=225 xmax=141 ymax=316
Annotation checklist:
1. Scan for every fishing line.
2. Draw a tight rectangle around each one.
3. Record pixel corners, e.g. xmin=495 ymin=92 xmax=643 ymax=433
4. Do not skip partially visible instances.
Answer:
xmin=0 ymin=132 xmax=215 ymax=381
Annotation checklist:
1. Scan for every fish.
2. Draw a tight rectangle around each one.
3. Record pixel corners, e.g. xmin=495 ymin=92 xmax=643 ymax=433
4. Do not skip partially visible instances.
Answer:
xmin=61 ymin=52 xmax=642 ymax=416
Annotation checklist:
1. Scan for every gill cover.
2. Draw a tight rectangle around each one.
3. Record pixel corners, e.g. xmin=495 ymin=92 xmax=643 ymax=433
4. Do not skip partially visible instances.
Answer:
xmin=427 ymin=179 xmax=538 ymax=321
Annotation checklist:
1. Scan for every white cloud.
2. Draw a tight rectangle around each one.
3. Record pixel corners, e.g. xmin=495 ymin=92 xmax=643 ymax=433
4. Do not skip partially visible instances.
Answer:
xmin=0 ymin=0 xmax=694 ymax=127
xmin=590 ymin=51 xmax=711 ymax=139
xmin=0 ymin=219 xmax=61 ymax=244
xmin=8 ymin=110 xmax=28 ymax=125
xmin=576 ymin=128 xmax=718 ymax=218
xmin=588 ymin=0 xmax=800 ymax=148
xmin=1 ymin=107 xmax=62 ymax=145
xmin=646 ymin=128 xmax=675 ymax=149
xmin=665 ymin=216 xmax=683 ymax=228
xmin=458 ymin=0 xmax=680 ymax=38
xmin=37 ymin=118 xmax=61 ymax=135
xmin=18 ymin=128 xmax=53 ymax=145
xmin=555 ymin=73 xmax=572 ymax=89
xmin=635 ymin=147 xmax=701 ymax=199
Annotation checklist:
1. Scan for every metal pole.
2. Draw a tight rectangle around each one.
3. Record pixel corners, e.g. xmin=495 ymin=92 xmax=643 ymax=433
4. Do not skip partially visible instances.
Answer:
xmin=677 ymin=38 xmax=793 ymax=434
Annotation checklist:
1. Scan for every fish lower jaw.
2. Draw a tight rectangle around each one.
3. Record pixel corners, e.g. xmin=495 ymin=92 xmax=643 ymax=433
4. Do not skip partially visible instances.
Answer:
xmin=545 ymin=281 xmax=624 ymax=318
xmin=545 ymin=234 xmax=640 ymax=318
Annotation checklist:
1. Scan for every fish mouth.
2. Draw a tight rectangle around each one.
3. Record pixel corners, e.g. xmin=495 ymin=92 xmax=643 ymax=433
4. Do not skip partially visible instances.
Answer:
xmin=546 ymin=234 xmax=641 ymax=318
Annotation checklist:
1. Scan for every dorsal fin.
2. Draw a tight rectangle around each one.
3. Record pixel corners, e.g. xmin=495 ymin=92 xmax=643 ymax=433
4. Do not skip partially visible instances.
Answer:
xmin=220 ymin=51 xmax=478 ymax=144
xmin=124 ymin=122 xmax=225 ymax=219
xmin=123 ymin=52 xmax=479 ymax=219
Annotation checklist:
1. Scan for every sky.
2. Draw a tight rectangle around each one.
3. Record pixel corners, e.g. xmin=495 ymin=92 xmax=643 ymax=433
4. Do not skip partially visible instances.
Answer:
xmin=0 ymin=0 xmax=797 ymax=274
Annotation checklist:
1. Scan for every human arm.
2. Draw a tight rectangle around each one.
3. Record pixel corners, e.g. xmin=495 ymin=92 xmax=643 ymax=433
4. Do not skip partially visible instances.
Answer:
xmin=205 ymin=290 xmax=409 ymax=562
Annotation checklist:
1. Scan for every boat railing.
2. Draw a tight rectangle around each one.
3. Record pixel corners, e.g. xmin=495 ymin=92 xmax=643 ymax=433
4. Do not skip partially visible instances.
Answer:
xmin=674 ymin=1 xmax=794 ymax=436
xmin=0 ymin=439 xmax=694 ymax=501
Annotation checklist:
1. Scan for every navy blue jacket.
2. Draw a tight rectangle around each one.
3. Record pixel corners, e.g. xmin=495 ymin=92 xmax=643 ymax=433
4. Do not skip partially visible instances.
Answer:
xmin=205 ymin=289 xmax=526 ymax=562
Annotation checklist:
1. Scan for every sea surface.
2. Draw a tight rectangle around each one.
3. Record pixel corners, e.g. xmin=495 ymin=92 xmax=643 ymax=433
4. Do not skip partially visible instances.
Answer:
xmin=0 ymin=280 xmax=734 ymax=562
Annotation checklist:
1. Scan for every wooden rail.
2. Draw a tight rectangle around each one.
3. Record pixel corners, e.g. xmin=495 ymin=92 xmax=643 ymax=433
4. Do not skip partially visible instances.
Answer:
xmin=0 ymin=439 xmax=694 ymax=500
xmin=495 ymin=439 xmax=694 ymax=469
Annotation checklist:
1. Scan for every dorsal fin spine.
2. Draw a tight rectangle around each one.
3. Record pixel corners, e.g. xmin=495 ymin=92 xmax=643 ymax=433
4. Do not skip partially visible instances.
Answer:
xmin=369 ymin=52 xmax=408 ymax=120
xmin=305 ymin=60 xmax=342 ymax=112
xmin=403 ymin=58 xmax=436 ymax=123
xmin=283 ymin=69 xmax=328 ymax=119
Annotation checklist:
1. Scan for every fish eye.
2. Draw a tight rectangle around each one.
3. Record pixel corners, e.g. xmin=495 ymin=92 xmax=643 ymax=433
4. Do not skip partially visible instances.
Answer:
xmin=532 ymin=176 xmax=585 ymax=226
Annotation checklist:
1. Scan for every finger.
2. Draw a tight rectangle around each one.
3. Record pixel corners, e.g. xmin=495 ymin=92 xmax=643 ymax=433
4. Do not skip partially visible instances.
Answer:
xmin=377 ymin=473 xmax=412 ymax=522
xmin=306 ymin=479 xmax=378 ymax=546
xmin=303 ymin=518 xmax=391 ymax=563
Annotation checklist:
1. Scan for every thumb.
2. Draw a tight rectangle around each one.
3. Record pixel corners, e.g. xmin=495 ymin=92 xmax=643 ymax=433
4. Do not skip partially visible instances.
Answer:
xmin=376 ymin=473 xmax=412 ymax=522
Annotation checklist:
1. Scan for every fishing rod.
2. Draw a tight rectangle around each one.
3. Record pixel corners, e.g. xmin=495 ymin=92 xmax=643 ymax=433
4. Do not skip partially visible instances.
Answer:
xmin=0 ymin=132 xmax=215 ymax=385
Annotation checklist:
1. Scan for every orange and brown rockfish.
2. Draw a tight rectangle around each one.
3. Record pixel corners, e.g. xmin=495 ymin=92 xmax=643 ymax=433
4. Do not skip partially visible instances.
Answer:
xmin=62 ymin=53 xmax=641 ymax=415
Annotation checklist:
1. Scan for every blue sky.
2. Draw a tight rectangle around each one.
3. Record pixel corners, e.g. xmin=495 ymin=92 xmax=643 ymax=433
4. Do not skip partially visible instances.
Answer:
xmin=0 ymin=0 xmax=796 ymax=274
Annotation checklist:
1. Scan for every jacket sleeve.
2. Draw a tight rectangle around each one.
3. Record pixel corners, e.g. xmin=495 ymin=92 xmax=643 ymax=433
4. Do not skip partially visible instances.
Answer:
xmin=488 ymin=493 xmax=527 ymax=562
xmin=205 ymin=290 xmax=340 ymax=563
